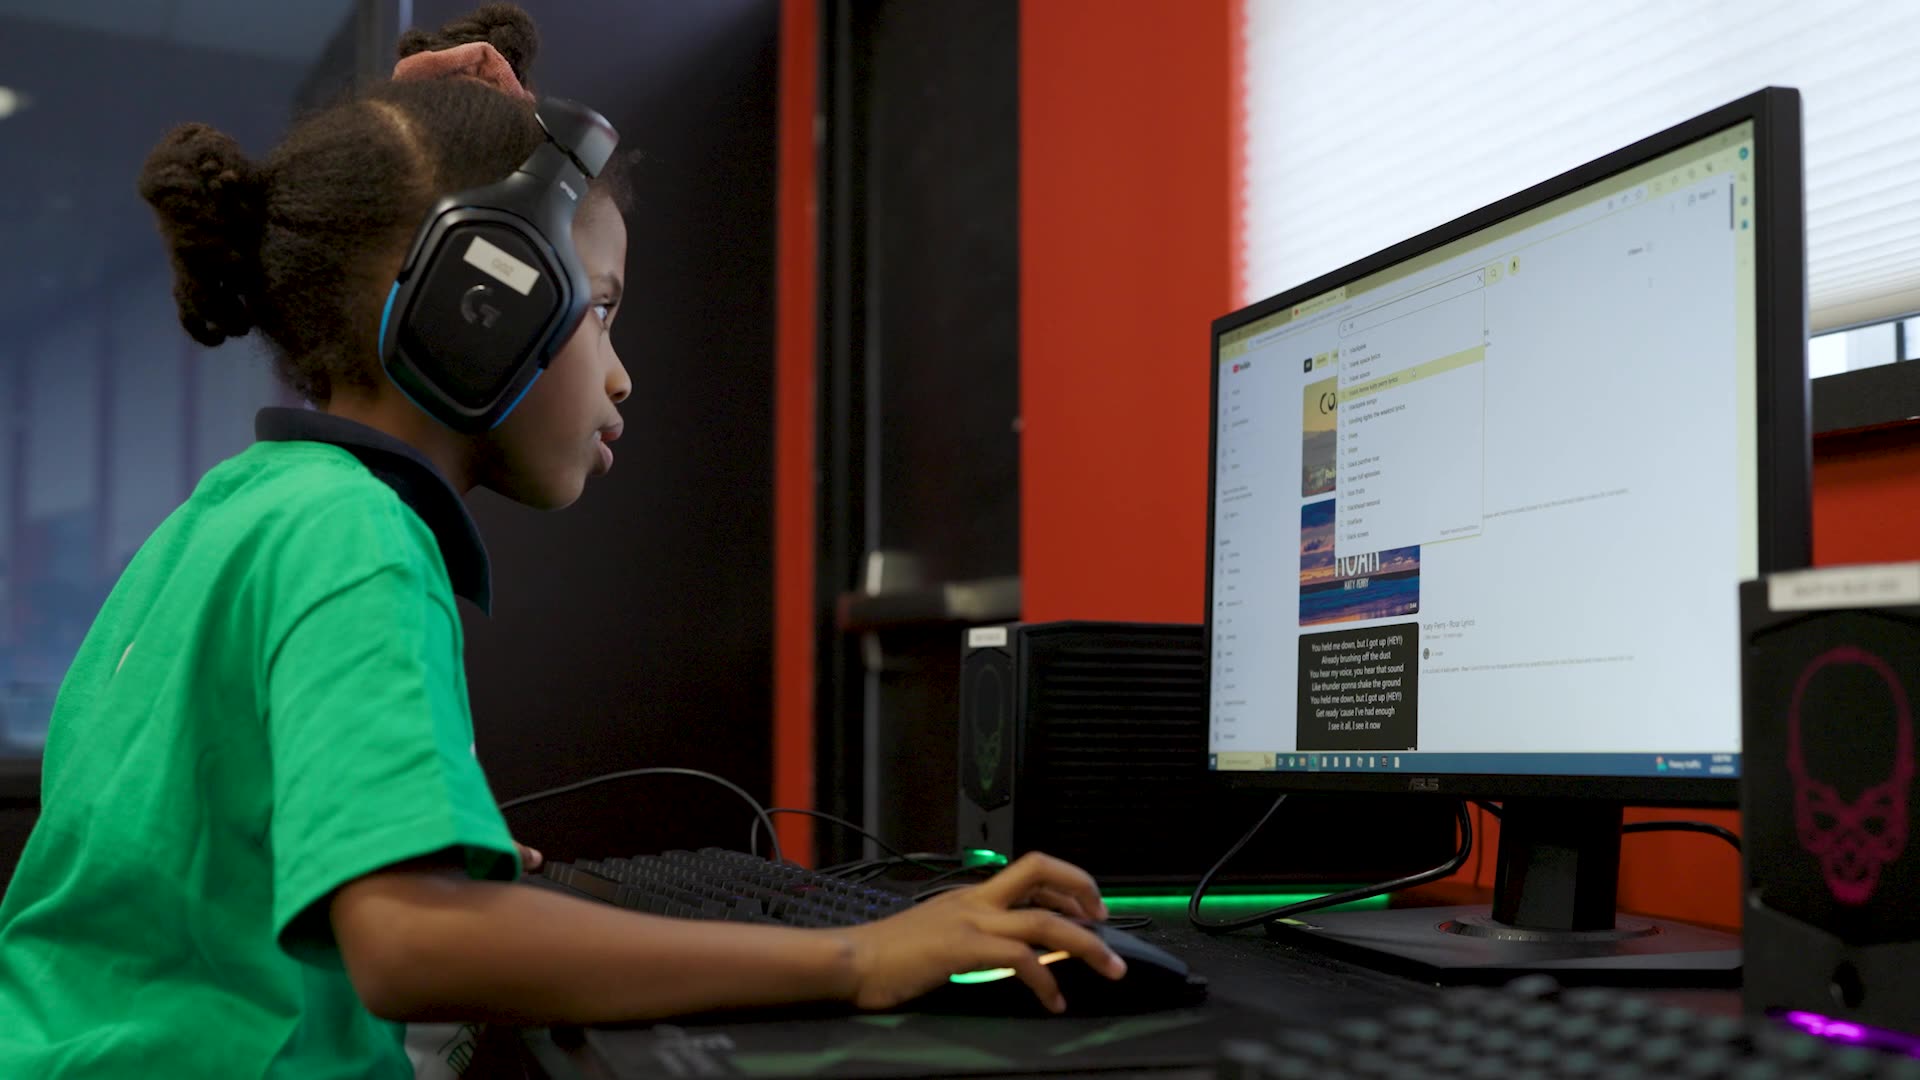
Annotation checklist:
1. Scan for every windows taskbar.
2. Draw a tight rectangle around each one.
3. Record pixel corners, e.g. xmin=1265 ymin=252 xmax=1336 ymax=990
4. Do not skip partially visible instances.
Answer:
xmin=1209 ymin=750 xmax=1739 ymax=778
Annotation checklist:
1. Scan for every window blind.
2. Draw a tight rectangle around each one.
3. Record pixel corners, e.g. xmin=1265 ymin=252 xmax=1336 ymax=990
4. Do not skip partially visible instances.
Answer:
xmin=1241 ymin=0 xmax=1920 ymax=331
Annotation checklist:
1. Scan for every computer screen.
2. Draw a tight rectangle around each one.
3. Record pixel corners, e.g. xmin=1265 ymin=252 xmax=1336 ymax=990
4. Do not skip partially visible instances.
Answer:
xmin=1207 ymin=96 xmax=1806 ymax=799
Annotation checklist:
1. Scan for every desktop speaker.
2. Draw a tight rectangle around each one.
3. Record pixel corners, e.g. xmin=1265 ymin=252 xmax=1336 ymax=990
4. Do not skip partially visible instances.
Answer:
xmin=1743 ymin=566 xmax=1920 ymax=1034
xmin=957 ymin=621 xmax=1456 ymax=886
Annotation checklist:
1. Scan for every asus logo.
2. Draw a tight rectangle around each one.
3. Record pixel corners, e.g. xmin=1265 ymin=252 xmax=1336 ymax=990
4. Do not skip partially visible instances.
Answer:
xmin=1408 ymin=777 xmax=1439 ymax=792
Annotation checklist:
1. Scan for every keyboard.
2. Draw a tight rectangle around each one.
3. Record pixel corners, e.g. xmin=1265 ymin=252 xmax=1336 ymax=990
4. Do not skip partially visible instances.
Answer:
xmin=530 ymin=847 xmax=915 ymax=927
xmin=1217 ymin=975 xmax=1920 ymax=1080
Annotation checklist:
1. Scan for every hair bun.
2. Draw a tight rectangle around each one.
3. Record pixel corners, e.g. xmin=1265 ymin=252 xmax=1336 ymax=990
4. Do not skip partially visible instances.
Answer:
xmin=397 ymin=3 xmax=539 ymax=91
xmin=137 ymin=123 xmax=266 ymax=347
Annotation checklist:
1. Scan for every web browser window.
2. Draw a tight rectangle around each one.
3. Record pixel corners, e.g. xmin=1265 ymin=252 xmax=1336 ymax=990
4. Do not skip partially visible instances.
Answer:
xmin=1211 ymin=122 xmax=1758 ymax=780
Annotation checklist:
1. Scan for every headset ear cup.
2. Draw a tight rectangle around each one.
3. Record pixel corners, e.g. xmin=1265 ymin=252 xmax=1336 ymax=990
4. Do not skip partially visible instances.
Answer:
xmin=382 ymin=217 xmax=571 ymax=433
xmin=378 ymin=99 xmax=613 ymax=433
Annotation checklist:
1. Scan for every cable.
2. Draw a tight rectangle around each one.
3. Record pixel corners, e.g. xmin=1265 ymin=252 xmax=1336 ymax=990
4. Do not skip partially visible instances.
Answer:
xmin=912 ymin=864 xmax=997 ymax=900
xmin=822 ymin=853 xmax=963 ymax=880
xmin=749 ymin=808 xmax=953 ymax=873
xmin=1475 ymin=801 xmax=1741 ymax=852
xmin=1188 ymin=795 xmax=1475 ymax=934
xmin=1623 ymin=820 xmax=1742 ymax=852
xmin=824 ymin=859 xmax=901 ymax=881
xmin=845 ymin=856 xmax=967 ymax=885
xmin=1471 ymin=804 xmax=1490 ymax=884
xmin=499 ymin=767 xmax=782 ymax=865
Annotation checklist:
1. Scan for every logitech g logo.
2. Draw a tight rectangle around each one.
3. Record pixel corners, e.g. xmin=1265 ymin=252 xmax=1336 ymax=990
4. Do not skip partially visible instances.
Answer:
xmin=460 ymin=283 xmax=502 ymax=329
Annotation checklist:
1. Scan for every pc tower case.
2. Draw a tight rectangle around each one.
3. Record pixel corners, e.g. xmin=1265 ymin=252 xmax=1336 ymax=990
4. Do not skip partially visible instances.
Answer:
xmin=957 ymin=621 xmax=1456 ymax=886
xmin=1743 ymin=567 xmax=1920 ymax=1034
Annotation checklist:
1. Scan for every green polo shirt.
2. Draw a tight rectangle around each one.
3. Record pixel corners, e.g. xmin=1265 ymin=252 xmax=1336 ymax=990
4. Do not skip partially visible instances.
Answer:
xmin=0 ymin=412 xmax=519 ymax=1077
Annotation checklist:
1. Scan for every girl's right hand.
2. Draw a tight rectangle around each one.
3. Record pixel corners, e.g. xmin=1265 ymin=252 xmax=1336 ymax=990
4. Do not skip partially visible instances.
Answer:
xmin=833 ymin=852 xmax=1128 ymax=1013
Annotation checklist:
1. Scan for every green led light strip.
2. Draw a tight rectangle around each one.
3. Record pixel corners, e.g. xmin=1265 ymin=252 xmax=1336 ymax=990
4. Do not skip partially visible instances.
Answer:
xmin=945 ymin=894 xmax=1387 ymax=984
xmin=949 ymin=967 xmax=1018 ymax=985
xmin=949 ymin=950 xmax=1068 ymax=985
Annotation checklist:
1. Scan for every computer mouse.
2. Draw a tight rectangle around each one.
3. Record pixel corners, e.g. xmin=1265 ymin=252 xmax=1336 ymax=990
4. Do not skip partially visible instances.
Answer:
xmin=920 ymin=921 xmax=1208 ymax=1017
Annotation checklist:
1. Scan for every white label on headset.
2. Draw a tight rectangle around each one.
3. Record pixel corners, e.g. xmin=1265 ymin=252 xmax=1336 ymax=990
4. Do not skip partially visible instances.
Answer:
xmin=967 ymin=626 xmax=1009 ymax=649
xmin=462 ymin=235 xmax=540 ymax=296
xmin=1769 ymin=564 xmax=1920 ymax=612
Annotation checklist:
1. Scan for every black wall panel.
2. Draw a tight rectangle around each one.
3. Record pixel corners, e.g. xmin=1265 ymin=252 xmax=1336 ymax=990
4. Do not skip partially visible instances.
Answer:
xmin=413 ymin=0 xmax=781 ymax=860
xmin=815 ymin=0 xmax=1022 ymax=862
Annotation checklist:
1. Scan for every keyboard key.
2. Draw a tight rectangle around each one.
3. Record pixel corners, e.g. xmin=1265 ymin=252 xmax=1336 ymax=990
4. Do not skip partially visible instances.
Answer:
xmin=536 ymin=849 xmax=916 ymax=928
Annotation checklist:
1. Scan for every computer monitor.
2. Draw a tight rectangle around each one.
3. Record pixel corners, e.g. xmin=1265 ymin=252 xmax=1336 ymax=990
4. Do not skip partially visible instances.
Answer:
xmin=1206 ymin=87 xmax=1808 ymax=981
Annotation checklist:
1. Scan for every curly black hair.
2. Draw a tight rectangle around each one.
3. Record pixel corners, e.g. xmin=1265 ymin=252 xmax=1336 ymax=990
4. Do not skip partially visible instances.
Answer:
xmin=136 ymin=4 xmax=628 ymax=404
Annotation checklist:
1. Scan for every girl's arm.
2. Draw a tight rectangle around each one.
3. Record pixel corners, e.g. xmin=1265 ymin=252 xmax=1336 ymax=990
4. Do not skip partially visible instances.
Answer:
xmin=329 ymin=851 xmax=1126 ymax=1023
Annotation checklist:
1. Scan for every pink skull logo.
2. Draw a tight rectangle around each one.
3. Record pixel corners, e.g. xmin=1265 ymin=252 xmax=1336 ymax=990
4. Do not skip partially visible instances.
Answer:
xmin=1786 ymin=645 xmax=1914 ymax=906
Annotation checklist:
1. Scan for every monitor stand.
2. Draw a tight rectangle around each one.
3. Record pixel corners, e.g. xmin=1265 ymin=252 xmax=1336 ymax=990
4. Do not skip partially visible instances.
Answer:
xmin=1264 ymin=798 xmax=1741 ymax=986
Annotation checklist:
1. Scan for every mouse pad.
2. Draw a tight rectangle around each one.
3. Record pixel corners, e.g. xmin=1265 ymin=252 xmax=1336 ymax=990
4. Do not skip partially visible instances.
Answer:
xmin=575 ymin=1003 xmax=1277 ymax=1078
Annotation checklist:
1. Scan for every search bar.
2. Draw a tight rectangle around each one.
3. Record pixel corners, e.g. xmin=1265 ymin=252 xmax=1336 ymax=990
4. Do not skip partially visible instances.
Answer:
xmin=1338 ymin=270 xmax=1485 ymax=338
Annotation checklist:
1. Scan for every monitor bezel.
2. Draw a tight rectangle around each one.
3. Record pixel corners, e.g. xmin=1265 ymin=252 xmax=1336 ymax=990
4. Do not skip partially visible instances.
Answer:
xmin=1205 ymin=87 xmax=1809 ymax=807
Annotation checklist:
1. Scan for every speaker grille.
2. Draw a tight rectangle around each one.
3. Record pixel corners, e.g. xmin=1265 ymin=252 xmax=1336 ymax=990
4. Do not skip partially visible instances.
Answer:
xmin=1747 ymin=608 xmax=1920 ymax=945
xmin=1022 ymin=631 xmax=1212 ymax=871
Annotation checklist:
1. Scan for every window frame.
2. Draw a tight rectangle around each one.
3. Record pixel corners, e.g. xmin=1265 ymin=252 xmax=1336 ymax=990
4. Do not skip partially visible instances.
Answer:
xmin=1813 ymin=312 xmax=1920 ymax=434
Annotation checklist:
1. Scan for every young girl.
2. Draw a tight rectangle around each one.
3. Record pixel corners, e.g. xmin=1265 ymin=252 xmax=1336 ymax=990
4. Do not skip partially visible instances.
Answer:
xmin=0 ymin=7 xmax=1122 ymax=1076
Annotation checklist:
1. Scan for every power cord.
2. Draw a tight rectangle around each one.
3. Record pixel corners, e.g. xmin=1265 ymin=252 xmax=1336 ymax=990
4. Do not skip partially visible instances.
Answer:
xmin=1471 ymin=803 xmax=1491 ymax=883
xmin=499 ymin=767 xmax=782 ymax=865
xmin=1620 ymin=820 xmax=1742 ymax=851
xmin=497 ymin=769 xmax=969 ymax=883
xmin=1472 ymin=800 xmax=1742 ymax=853
xmin=912 ymin=864 xmax=998 ymax=898
xmin=1188 ymin=795 xmax=1475 ymax=934
xmin=749 ymin=808 xmax=955 ymax=873
xmin=853 ymin=858 xmax=967 ymax=884
xmin=823 ymin=854 xmax=964 ymax=881
xmin=500 ymin=771 xmax=973 ymax=881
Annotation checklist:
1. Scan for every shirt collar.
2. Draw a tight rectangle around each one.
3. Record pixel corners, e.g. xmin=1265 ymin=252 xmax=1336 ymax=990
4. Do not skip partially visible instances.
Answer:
xmin=254 ymin=407 xmax=492 ymax=614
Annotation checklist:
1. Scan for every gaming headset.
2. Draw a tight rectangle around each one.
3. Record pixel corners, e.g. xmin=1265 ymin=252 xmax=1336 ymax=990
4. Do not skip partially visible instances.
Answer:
xmin=378 ymin=98 xmax=619 ymax=433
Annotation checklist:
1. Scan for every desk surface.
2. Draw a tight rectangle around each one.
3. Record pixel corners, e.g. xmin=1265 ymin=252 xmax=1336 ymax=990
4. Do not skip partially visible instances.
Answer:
xmin=521 ymin=895 xmax=1741 ymax=1080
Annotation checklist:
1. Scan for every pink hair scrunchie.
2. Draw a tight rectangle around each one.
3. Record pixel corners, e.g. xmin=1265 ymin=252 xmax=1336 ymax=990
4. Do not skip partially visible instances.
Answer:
xmin=391 ymin=40 xmax=533 ymax=102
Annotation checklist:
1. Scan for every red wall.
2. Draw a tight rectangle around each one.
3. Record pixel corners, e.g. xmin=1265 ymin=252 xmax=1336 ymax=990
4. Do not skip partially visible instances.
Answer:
xmin=1813 ymin=433 xmax=1920 ymax=566
xmin=1021 ymin=0 xmax=1231 ymax=627
xmin=1017 ymin=0 xmax=1920 ymax=928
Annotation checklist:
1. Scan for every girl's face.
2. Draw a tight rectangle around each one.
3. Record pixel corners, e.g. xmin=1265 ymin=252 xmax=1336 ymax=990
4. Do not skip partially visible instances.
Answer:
xmin=475 ymin=195 xmax=631 ymax=509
